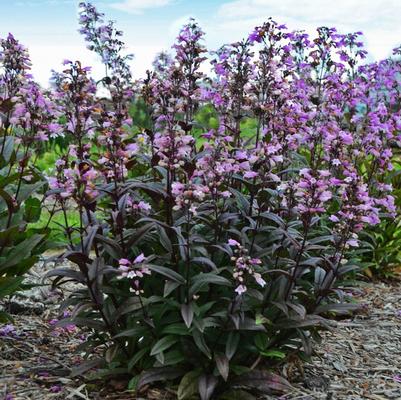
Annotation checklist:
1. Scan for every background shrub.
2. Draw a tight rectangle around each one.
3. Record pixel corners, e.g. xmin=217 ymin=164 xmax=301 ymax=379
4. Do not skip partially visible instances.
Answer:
xmin=0 ymin=34 xmax=51 ymax=321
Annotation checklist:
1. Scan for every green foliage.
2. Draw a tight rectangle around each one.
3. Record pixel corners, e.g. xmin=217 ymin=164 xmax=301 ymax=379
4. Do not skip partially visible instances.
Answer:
xmin=129 ymin=98 xmax=153 ymax=131
xmin=194 ymin=104 xmax=219 ymax=131
xmin=358 ymin=217 xmax=401 ymax=278
xmin=0 ymin=134 xmax=49 ymax=322
xmin=29 ymin=208 xmax=80 ymax=245
xmin=358 ymin=157 xmax=401 ymax=278
xmin=35 ymin=150 xmax=58 ymax=173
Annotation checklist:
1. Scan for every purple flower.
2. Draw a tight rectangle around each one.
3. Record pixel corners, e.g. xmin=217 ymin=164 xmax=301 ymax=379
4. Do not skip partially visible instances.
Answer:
xmin=235 ymin=284 xmax=247 ymax=295
xmin=228 ymin=239 xmax=240 ymax=247
xmin=50 ymin=385 xmax=62 ymax=393
xmin=329 ymin=215 xmax=340 ymax=223
xmin=248 ymin=29 xmax=263 ymax=43
xmin=244 ymin=171 xmax=258 ymax=179
xmin=0 ymin=324 xmax=15 ymax=336
xmin=133 ymin=253 xmax=145 ymax=264
xmin=254 ymin=273 xmax=266 ymax=287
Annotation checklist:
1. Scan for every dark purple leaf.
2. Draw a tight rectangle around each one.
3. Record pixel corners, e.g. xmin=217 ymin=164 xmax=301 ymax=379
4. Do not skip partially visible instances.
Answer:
xmin=137 ymin=367 xmax=185 ymax=390
xmin=225 ymin=331 xmax=240 ymax=360
xmin=233 ymin=370 xmax=292 ymax=394
xmin=198 ymin=374 xmax=218 ymax=400
xmin=147 ymin=264 xmax=185 ymax=283
xmin=215 ymin=353 xmax=229 ymax=381
xmin=45 ymin=268 xmax=85 ymax=284
xmin=181 ymin=303 xmax=194 ymax=328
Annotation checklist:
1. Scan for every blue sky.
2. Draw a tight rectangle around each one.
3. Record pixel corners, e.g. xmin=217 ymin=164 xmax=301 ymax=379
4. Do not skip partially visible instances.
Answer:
xmin=1 ymin=0 xmax=401 ymax=86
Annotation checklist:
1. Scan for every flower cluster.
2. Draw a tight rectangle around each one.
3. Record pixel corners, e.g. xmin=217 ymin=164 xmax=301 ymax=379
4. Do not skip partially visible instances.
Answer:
xmin=125 ymin=197 xmax=152 ymax=215
xmin=10 ymin=81 xmax=61 ymax=143
xmin=171 ymin=181 xmax=209 ymax=213
xmin=117 ymin=254 xmax=151 ymax=295
xmin=49 ymin=162 xmax=99 ymax=202
xmin=78 ymin=1 xmax=133 ymax=84
xmin=295 ymin=169 xmax=332 ymax=215
xmin=0 ymin=33 xmax=31 ymax=99
xmin=228 ymin=239 xmax=266 ymax=295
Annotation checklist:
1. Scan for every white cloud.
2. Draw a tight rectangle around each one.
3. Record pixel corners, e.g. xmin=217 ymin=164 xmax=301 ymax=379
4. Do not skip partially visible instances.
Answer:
xmin=110 ymin=0 xmax=174 ymax=14
xmin=169 ymin=15 xmax=193 ymax=37
xmin=216 ymin=0 xmax=401 ymax=60
xmin=218 ymin=0 xmax=401 ymax=25
xmin=29 ymin=45 xmax=99 ymax=87
xmin=15 ymin=0 xmax=401 ymax=87
xmin=29 ymin=43 xmax=161 ymax=87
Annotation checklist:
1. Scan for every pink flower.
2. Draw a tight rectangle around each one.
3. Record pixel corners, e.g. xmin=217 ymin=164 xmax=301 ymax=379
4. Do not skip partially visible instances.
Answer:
xmin=228 ymin=239 xmax=240 ymax=247
xmin=134 ymin=253 xmax=145 ymax=264
xmin=329 ymin=215 xmax=339 ymax=223
xmin=172 ymin=182 xmax=185 ymax=195
xmin=221 ymin=191 xmax=231 ymax=198
xmin=126 ymin=143 xmax=139 ymax=155
xmin=235 ymin=285 xmax=247 ymax=295
xmin=244 ymin=171 xmax=258 ymax=179
xmin=254 ymin=273 xmax=266 ymax=287
xmin=138 ymin=201 xmax=151 ymax=213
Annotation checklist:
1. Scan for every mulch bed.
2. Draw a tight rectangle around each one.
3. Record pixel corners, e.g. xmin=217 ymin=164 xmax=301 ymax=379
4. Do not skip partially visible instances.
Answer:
xmin=297 ymin=281 xmax=401 ymax=399
xmin=1 ymin=261 xmax=400 ymax=399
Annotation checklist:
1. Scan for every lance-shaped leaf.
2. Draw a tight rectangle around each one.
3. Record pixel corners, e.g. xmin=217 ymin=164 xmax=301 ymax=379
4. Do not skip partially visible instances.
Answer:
xmin=150 ymin=336 xmax=178 ymax=356
xmin=215 ymin=353 xmax=229 ymax=381
xmin=226 ymin=331 xmax=240 ymax=360
xmin=147 ymin=264 xmax=186 ymax=284
xmin=189 ymin=272 xmax=231 ymax=296
xmin=137 ymin=367 xmax=185 ymax=390
xmin=1 ymin=234 xmax=44 ymax=270
xmin=198 ymin=374 xmax=218 ymax=400
xmin=177 ymin=370 xmax=201 ymax=400
xmin=232 ymin=370 xmax=292 ymax=394
xmin=181 ymin=302 xmax=194 ymax=328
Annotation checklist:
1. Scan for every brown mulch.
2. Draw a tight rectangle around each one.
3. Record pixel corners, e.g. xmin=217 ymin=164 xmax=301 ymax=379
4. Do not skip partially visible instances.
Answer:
xmin=1 ymin=260 xmax=400 ymax=399
xmin=295 ymin=281 xmax=401 ymax=400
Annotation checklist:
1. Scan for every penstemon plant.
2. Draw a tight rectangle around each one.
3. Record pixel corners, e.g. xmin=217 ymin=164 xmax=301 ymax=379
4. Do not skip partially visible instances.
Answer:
xmin=31 ymin=2 xmax=401 ymax=399
xmin=0 ymin=34 xmax=54 ymax=321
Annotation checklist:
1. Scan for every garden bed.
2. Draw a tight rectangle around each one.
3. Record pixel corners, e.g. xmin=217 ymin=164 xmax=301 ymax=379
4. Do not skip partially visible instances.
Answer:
xmin=2 ymin=5 xmax=401 ymax=399
xmin=1 ymin=260 xmax=400 ymax=400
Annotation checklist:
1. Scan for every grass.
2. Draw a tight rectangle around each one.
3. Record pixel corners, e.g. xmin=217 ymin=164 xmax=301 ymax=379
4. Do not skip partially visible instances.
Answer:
xmin=29 ymin=208 xmax=81 ymax=245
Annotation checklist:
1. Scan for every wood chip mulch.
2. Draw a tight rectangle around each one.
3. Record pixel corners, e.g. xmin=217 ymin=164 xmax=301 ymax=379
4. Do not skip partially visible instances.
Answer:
xmin=293 ymin=281 xmax=401 ymax=400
